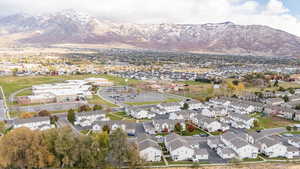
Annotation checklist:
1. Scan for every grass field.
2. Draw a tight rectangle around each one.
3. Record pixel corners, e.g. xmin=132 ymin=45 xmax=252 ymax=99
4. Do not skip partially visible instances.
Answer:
xmin=177 ymin=128 xmax=207 ymax=136
xmin=124 ymin=97 xmax=182 ymax=106
xmin=0 ymin=74 xmax=142 ymax=99
xmin=256 ymin=116 xmax=300 ymax=129
xmin=16 ymin=89 xmax=33 ymax=96
xmin=88 ymin=95 xmax=118 ymax=107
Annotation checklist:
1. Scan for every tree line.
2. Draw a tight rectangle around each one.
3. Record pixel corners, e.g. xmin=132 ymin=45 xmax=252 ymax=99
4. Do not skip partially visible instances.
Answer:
xmin=0 ymin=127 xmax=144 ymax=169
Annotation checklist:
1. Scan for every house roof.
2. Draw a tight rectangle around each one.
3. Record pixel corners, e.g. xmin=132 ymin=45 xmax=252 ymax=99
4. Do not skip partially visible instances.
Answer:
xmin=230 ymin=138 xmax=249 ymax=149
xmin=14 ymin=116 xmax=50 ymax=125
xmin=159 ymin=102 xmax=181 ymax=107
xmin=220 ymin=148 xmax=236 ymax=155
xmin=138 ymin=140 xmax=161 ymax=151
xmin=221 ymin=132 xmax=238 ymax=142
xmin=77 ymin=110 xmax=104 ymax=117
xmin=169 ymin=139 xmax=190 ymax=151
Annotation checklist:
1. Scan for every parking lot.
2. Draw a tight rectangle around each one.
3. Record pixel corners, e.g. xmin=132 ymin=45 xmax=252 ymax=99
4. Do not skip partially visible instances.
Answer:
xmin=99 ymin=86 xmax=171 ymax=106
xmin=9 ymin=101 xmax=87 ymax=113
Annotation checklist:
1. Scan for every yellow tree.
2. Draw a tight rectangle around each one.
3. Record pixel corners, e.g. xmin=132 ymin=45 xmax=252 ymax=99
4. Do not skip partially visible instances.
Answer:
xmin=0 ymin=127 xmax=55 ymax=168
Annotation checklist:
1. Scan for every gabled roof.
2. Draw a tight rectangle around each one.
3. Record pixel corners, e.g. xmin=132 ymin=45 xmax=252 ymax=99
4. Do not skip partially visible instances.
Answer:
xmin=230 ymin=138 xmax=249 ymax=149
xmin=77 ymin=110 xmax=104 ymax=117
xmin=258 ymin=137 xmax=281 ymax=147
xmin=138 ymin=140 xmax=161 ymax=151
xmin=14 ymin=116 xmax=50 ymax=125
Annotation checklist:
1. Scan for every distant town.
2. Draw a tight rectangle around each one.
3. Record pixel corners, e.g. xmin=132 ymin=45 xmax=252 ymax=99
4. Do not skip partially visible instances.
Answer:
xmin=0 ymin=48 xmax=300 ymax=168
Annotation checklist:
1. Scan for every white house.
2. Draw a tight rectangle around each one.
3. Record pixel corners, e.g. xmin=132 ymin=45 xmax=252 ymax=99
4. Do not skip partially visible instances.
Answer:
xmin=92 ymin=120 xmax=136 ymax=135
xmin=256 ymin=137 xmax=287 ymax=158
xmin=192 ymin=149 xmax=209 ymax=162
xmin=201 ymin=118 xmax=222 ymax=132
xmin=285 ymin=146 xmax=300 ymax=159
xmin=207 ymin=136 xmax=223 ymax=149
xmin=157 ymin=102 xmax=182 ymax=113
xmin=74 ymin=111 xmax=106 ymax=127
xmin=288 ymin=137 xmax=300 ymax=148
xmin=126 ymin=107 xmax=156 ymax=119
xmin=182 ymin=100 xmax=203 ymax=110
xmin=13 ymin=116 xmax=53 ymax=131
xmin=221 ymin=132 xmax=258 ymax=159
xmin=169 ymin=141 xmax=194 ymax=161
xmin=217 ymin=147 xmax=236 ymax=159
xmin=137 ymin=135 xmax=162 ymax=162
xmin=152 ymin=119 xmax=185 ymax=133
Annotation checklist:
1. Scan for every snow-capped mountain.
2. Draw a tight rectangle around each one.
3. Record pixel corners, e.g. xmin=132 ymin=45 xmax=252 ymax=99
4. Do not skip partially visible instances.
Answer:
xmin=0 ymin=10 xmax=300 ymax=57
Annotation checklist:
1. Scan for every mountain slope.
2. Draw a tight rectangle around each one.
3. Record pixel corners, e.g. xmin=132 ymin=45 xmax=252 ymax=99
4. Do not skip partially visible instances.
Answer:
xmin=0 ymin=10 xmax=300 ymax=57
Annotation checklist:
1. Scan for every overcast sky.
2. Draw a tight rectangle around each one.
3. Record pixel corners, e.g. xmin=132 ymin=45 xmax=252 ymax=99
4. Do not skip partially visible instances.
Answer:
xmin=0 ymin=0 xmax=300 ymax=36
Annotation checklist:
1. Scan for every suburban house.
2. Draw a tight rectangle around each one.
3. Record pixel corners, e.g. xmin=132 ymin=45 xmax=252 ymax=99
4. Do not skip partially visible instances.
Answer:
xmin=137 ymin=134 xmax=162 ymax=162
xmin=256 ymin=137 xmax=287 ymax=158
xmin=92 ymin=120 xmax=136 ymax=135
xmin=125 ymin=107 xmax=156 ymax=119
xmin=164 ymin=133 xmax=195 ymax=161
xmin=207 ymin=136 xmax=224 ymax=149
xmin=199 ymin=118 xmax=222 ymax=132
xmin=192 ymin=149 xmax=209 ymax=162
xmin=220 ymin=132 xmax=258 ymax=159
xmin=216 ymin=147 xmax=236 ymax=159
xmin=288 ymin=137 xmax=300 ymax=148
xmin=228 ymin=113 xmax=255 ymax=129
xmin=168 ymin=110 xmax=197 ymax=120
xmin=266 ymin=98 xmax=285 ymax=106
xmin=152 ymin=119 xmax=185 ymax=133
xmin=13 ymin=116 xmax=53 ymax=131
xmin=182 ymin=100 xmax=203 ymax=110
xmin=157 ymin=102 xmax=182 ymax=113
xmin=74 ymin=111 xmax=107 ymax=127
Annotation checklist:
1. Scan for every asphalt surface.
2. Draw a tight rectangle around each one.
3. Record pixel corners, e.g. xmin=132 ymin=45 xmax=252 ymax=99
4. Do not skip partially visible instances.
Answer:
xmin=99 ymin=86 xmax=170 ymax=106
xmin=0 ymin=100 xmax=7 ymax=120
xmin=9 ymin=101 xmax=87 ymax=113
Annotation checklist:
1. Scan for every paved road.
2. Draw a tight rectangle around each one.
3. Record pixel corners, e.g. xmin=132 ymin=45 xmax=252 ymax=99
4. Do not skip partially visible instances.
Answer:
xmin=57 ymin=117 xmax=81 ymax=136
xmin=0 ymin=87 xmax=8 ymax=120
xmin=9 ymin=101 xmax=87 ymax=113
xmin=0 ymin=100 xmax=7 ymax=120
xmin=8 ymin=87 xmax=31 ymax=103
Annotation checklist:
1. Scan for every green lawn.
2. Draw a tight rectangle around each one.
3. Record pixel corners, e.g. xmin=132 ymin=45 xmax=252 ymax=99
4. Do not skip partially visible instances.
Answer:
xmin=255 ymin=116 xmax=300 ymax=129
xmin=0 ymin=74 xmax=142 ymax=99
xmin=16 ymin=89 xmax=33 ymax=96
xmin=210 ymin=131 xmax=225 ymax=135
xmin=282 ymin=131 xmax=300 ymax=135
xmin=106 ymin=113 xmax=123 ymax=120
xmin=178 ymin=128 xmax=207 ymax=136
xmin=168 ymin=161 xmax=209 ymax=165
xmin=124 ymin=97 xmax=182 ymax=106
xmin=242 ymin=157 xmax=264 ymax=162
xmin=88 ymin=95 xmax=118 ymax=107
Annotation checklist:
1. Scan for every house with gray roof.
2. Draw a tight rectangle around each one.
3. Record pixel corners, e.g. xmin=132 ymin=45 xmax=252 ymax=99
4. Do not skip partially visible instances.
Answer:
xmin=92 ymin=120 xmax=136 ymax=135
xmin=216 ymin=147 xmax=236 ymax=159
xmin=137 ymin=135 xmax=162 ymax=162
xmin=256 ymin=137 xmax=287 ymax=158
xmin=74 ymin=111 xmax=107 ymax=127
xmin=13 ymin=116 xmax=53 ymax=131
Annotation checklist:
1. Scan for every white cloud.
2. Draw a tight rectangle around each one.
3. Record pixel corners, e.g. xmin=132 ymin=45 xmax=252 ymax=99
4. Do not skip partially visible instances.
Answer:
xmin=0 ymin=0 xmax=299 ymax=36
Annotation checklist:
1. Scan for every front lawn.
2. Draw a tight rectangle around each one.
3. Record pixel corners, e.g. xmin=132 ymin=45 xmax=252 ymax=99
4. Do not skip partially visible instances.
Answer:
xmin=178 ymin=128 xmax=207 ymax=136
xmin=256 ymin=116 xmax=300 ymax=129
xmin=88 ymin=95 xmax=118 ymax=107
xmin=124 ymin=97 xmax=182 ymax=106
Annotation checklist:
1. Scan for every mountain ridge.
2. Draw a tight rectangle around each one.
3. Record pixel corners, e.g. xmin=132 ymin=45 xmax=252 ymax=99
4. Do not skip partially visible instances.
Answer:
xmin=0 ymin=10 xmax=300 ymax=57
